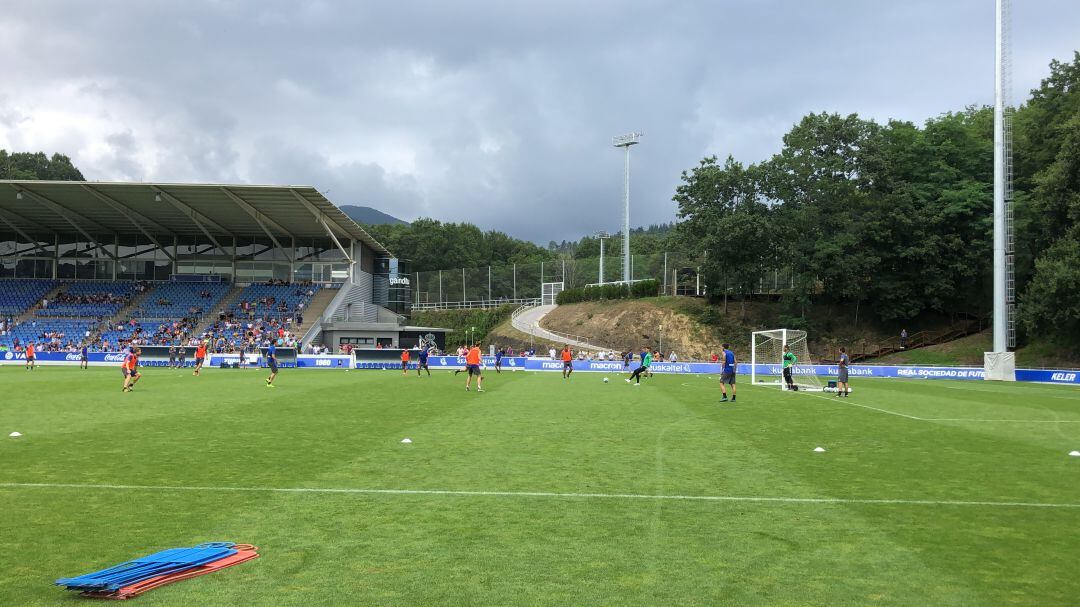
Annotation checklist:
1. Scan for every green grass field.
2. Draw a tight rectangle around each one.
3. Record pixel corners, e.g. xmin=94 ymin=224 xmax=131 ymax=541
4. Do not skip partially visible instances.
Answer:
xmin=1 ymin=365 xmax=1079 ymax=606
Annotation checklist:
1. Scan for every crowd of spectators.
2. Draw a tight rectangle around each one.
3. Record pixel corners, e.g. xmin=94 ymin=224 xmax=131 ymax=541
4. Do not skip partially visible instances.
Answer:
xmin=53 ymin=292 xmax=129 ymax=306
xmin=202 ymin=313 xmax=301 ymax=353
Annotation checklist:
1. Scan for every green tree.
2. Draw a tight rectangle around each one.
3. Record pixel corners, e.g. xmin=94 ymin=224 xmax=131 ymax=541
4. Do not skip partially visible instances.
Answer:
xmin=760 ymin=113 xmax=883 ymax=308
xmin=1019 ymin=231 xmax=1080 ymax=341
xmin=365 ymin=218 xmax=554 ymax=272
xmin=0 ymin=150 xmax=85 ymax=180
xmin=673 ymin=156 xmax=772 ymax=312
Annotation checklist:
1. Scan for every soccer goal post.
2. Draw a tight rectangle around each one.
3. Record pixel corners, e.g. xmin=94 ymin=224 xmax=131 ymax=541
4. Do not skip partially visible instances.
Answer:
xmin=750 ymin=329 xmax=825 ymax=391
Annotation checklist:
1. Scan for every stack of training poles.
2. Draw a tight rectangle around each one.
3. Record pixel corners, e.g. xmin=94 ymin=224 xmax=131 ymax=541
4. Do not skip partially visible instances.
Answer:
xmin=56 ymin=542 xmax=259 ymax=600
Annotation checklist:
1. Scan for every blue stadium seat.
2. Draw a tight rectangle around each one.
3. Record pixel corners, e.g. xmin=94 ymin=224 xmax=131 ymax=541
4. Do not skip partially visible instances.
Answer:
xmin=0 ymin=279 xmax=58 ymax=316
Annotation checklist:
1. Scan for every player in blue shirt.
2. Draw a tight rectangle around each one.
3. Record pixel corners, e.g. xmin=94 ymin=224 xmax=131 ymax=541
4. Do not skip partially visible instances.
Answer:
xmin=80 ymin=344 xmax=89 ymax=370
xmin=494 ymin=347 xmax=504 ymax=373
xmin=719 ymin=342 xmax=736 ymax=402
xmin=416 ymin=345 xmax=431 ymax=377
xmin=265 ymin=342 xmax=278 ymax=388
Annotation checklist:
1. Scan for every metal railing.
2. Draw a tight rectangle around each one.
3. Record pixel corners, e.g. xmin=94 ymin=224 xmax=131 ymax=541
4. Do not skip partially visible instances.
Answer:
xmin=413 ymin=298 xmax=540 ymax=312
xmin=537 ymin=325 xmax=601 ymax=349
xmin=509 ymin=300 xmax=604 ymax=349
xmin=845 ymin=319 xmax=984 ymax=363
xmin=582 ymin=278 xmax=650 ymax=288
xmin=510 ymin=300 xmax=542 ymax=321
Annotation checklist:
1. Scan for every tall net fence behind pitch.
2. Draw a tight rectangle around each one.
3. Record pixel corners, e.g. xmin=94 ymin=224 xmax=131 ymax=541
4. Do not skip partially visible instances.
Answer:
xmin=751 ymin=329 xmax=824 ymax=391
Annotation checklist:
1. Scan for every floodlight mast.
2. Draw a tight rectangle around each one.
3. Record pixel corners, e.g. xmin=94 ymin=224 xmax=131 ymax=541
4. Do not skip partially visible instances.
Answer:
xmin=993 ymin=0 xmax=1013 ymax=353
xmin=595 ymin=231 xmax=610 ymax=285
xmin=613 ymin=132 xmax=643 ymax=283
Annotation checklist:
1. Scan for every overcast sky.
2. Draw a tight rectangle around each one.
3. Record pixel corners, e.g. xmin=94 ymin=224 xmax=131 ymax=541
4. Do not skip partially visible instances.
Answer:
xmin=1 ymin=1 xmax=1077 ymax=242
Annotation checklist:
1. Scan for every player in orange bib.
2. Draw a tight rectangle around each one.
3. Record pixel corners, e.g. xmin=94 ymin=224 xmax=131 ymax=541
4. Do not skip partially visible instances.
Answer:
xmin=400 ymin=348 xmax=410 ymax=375
xmin=193 ymin=341 xmax=207 ymax=376
xmin=24 ymin=342 xmax=36 ymax=370
xmin=560 ymin=345 xmax=573 ymax=379
xmin=464 ymin=342 xmax=484 ymax=392
xmin=121 ymin=347 xmax=142 ymax=393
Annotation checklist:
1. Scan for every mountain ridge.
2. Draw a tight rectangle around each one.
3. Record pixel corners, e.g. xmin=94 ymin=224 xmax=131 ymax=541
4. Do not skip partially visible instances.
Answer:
xmin=339 ymin=204 xmax=409 ymax=226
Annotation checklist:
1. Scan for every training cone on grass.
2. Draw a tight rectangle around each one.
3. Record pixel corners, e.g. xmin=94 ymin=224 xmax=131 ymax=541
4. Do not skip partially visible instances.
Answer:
xmin=9 ymin=432 xmax=21 ymax=438
xmin=1069 ymin=451 xmax=1080 ymax=457
xmin=401 ymin=438 xmax=412 ymax=444
xmin=813 ymin=447 xmax=826 ymax=453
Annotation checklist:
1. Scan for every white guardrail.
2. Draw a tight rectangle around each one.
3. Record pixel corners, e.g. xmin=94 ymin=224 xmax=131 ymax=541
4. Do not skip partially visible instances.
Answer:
xmin=414 ymin=298 xmax=541 ymax=312
xmin=510 ymin=301 xmax=604 ymax=350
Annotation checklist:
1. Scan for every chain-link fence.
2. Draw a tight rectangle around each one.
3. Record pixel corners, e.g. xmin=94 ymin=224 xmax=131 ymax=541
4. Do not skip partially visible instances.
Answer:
xmin=412 ymin=252 xmax=708 ymax=309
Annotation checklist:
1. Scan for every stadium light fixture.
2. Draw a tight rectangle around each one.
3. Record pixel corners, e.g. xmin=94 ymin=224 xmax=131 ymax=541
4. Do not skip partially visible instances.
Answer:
xmin=595 ymin=231 xmax=611 ymax=285
xmin=613 ymin=132 xmax=644 ymax=283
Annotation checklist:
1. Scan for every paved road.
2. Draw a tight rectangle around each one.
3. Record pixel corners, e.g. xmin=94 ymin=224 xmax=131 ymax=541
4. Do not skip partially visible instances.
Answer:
xmin=510 ymin=304 xmax=606 ymax=350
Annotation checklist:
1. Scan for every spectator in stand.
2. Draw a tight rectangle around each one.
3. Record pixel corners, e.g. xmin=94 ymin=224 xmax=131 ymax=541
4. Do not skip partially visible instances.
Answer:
xmin=900 ymin=329 xmax=909 ymax=349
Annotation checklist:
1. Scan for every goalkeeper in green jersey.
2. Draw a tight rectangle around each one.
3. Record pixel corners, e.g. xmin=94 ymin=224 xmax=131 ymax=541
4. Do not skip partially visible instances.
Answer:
xmin=782 ymin=345 xmax=798 ymax=391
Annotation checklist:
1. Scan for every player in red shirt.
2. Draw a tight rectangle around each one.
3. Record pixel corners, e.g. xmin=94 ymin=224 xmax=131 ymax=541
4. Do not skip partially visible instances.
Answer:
xmin=193 ymin=341 xmax=207 ymax=376
xmin=464 ymin=343 xmax=484 ymax=392
xmin=400 ymin=348 xmax=410 ymax=375
xmin=24 ymin=342 xmax=36 ymax=371
xmin=122 ymin=347 xmax=142 ymax=393
xmin=560 ymin=345 xmax=573 ymax=379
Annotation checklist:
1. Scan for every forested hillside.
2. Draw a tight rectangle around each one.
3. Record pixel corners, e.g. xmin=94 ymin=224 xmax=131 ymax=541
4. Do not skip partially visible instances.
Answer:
xmin=669 ymin=52 xmax=1080 ymax=350
xmin=365 ymin=218 xmax=556 ymax=271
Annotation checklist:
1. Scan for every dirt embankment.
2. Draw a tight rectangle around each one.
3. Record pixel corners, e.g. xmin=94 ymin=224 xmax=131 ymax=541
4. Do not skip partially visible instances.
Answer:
xmin=539 ymin=299 xmax=725 ymax=360
xmin=534 ymin=297 xmax=972 ymax=362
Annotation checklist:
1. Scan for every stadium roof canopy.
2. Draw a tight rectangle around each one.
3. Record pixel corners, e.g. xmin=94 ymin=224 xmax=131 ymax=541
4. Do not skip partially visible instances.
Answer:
xmin=0 ymin=180 xmax=390 ymax=255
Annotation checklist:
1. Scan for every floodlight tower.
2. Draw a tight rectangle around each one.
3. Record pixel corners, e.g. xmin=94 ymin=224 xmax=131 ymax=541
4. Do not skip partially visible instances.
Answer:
xmin=595 ymin=231 xmax=610 ymax=285
xmin=613 ymin=132 xmax=644 ymax=283
xmin=988 ymin=0 xmax=1017 ymax=380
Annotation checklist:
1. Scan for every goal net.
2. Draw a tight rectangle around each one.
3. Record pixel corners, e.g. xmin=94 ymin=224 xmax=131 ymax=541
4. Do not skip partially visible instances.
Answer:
xmin=751 ymin=329 xmax=825 ymax=391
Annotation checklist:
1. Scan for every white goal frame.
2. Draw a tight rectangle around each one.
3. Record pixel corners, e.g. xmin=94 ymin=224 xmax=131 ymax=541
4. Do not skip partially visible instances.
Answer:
xmin=751 ymin=328 xmax=825 ymax=391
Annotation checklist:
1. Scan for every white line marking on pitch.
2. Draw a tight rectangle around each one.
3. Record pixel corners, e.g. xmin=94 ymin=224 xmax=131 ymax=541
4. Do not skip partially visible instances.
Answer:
xmin=802 ymin=392 xmax=923 ymax=420
xmin=0 ymin=482 xmax=1077 ymax=509
xmin=923 ymin=418 xmax=1080 ymax=423
xmin=802 ymin=392 xmax=1080 ymax=424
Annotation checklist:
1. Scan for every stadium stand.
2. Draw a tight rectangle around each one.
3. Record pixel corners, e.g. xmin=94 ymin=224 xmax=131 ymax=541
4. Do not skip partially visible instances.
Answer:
xmin=0 ymin=279 xmax=58 ymax=316
xmin=38 ymin=281 xmax=140 ymax=318
xmin=133 ymin=282 xmax=231 ymax=321
xmin=94 ymin=282 xmax=231 ymax=348
xmin=0 ymin=318 xmax=96 ymax=351
xmin=192 ymin=282 xmax=320 ymax=351
xmin=0 ymin=182 xmax=418 ymax=354
xmin=233 ymin=282 xmax=320 ymax=322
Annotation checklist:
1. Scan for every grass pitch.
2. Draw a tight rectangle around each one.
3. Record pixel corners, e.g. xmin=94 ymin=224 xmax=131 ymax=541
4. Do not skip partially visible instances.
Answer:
xmin=1 ymin=365 xmax=1079 ymax=606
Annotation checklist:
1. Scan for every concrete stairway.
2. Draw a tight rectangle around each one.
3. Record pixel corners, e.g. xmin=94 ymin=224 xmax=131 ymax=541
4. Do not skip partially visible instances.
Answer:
xmin=15 ymin=283 xmax=65 ymax=324
xmin=296 ymin=288 xmax=336 ymax=333
xmin=190 ymin=285 xmax=243 ymax=339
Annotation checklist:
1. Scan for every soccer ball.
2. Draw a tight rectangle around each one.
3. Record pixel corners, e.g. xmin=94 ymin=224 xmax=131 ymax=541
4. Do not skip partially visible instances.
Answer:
xmin=603 ymin=377 xmax=609 ymax=383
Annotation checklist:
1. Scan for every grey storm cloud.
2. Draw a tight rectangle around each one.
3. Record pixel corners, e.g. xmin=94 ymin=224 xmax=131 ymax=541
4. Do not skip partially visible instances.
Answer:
xmin=0 ymin=0 xmax=1077 ymax=242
